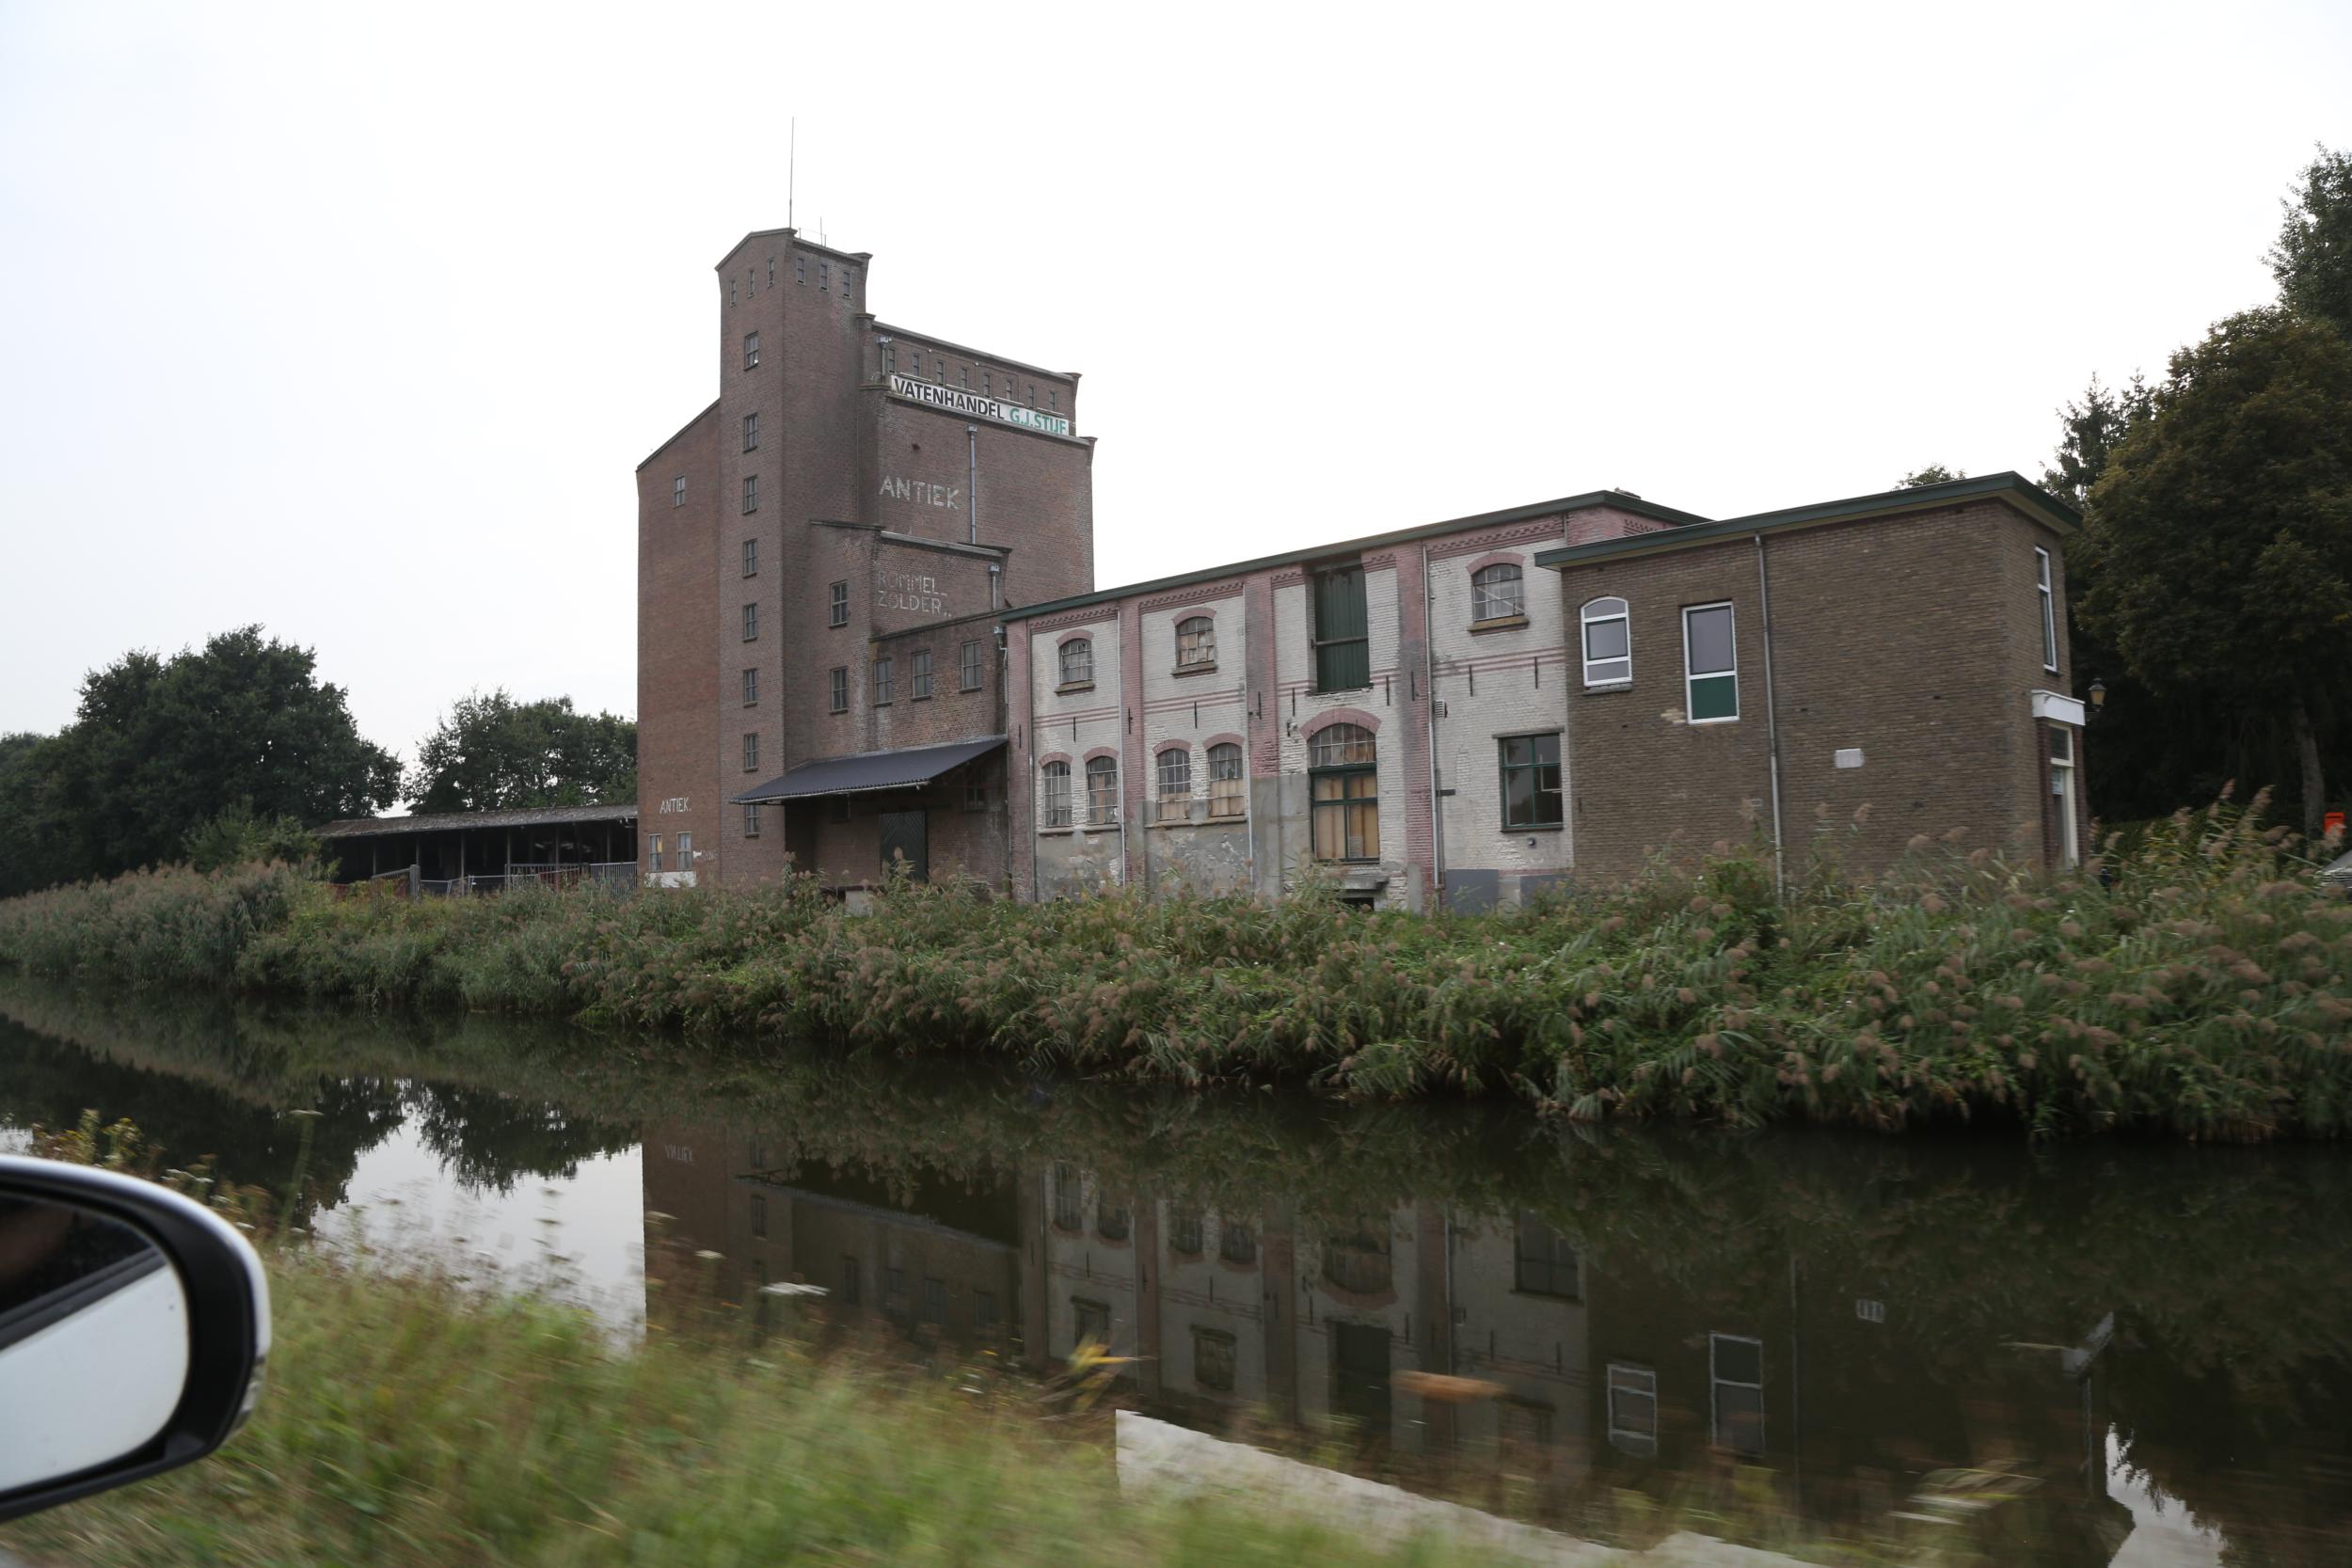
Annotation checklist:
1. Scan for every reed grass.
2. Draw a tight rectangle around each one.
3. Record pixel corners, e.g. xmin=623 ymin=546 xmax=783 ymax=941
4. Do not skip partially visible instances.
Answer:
xmin=3 ymin=798 xmax=2347 ymax=1138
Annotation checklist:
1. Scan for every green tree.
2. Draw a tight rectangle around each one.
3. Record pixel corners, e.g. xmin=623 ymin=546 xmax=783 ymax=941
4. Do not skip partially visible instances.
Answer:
xmin=2039 ymin=374 xmax=2153 ymax=511
xmin=405 ymin=689 xmax=637 ymax=814
xmin=0 ymin=629 xmax=398 ymax=895
xmin=2080 ymin=309 xmax=2352 ymax=837
xmin=1897 ymin=464 xmax=1966 ymax=487
xmin=2268 ymin=144 xmax=2352 ymax=335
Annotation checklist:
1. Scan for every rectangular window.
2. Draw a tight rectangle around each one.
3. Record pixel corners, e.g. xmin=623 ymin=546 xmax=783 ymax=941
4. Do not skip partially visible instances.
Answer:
xmin=1073 ymin=1297 xmax=1111 ymax=1348
xmin=1683 ymin=603 xmax=1739 ymax=722
xmin=797 ymin=256 xmax=806 ymax=284
xmin=1052 ymin=1164 xmax=1083 ymax=1230
xmin=910 ymin=649 xmax=933 ymax=700
xmin=983 ymin=371 xmax=993 ymax=397
xmin=1155 ymin=748 xmax=1190 ymax=820
xmin=741 ymin=666 xmax=759 ymax=705
xmin=1500 ymin=734 xmax=1565 ymax=829
xmin=1581 ymin=597 xmax=1630 ymax=685
xmin=743 ymin=800 xmax=763 ymax=838
xmin=742 ymin=537 xmax=757 ymax=577
xmin=1219 ymin=1219 xmax=1257 ymax=1265
xmin=1207 ymin=744 xmax=1245 ymax=819
xmin=1512 ymin=1211 xmax=1579 ymax=1297
xmin=2035 ymin=546 xmax=2058 ymax=673
xmin=1309 ymin=724 xmax=1379 ymax=862
xmin=818 ymin=261 xmax=829 ymax=291
xmin=961 ymin=365 xmax=970 ymax=388
xmin=743 ymin=332 xmax=759 ymax=370
xmin=672 ymin=476 xmax=686 ymax=508
xmin=882 ymin=343 xmax=894 ymax=374
xmin=960 ymin=640 xmax=983 ymax=692
xmin=1168 ymin=1210 xmax=1203 ymax=1254
xmin=922 ymin=1277 xmax=946 ymax=1325
xmin=1710 ymin=1334 xmax=1766 ymax=1455
xmin=2050 ymin=724 xmax=2080 ymax=867
xmin=741 ymin=474 xmax=758 ymax=514
xmin=648 ymin=833 xmax=663 ymax=873
xmin=1607 ymin=1365 xmax=1658 ymax=1455
xmin=839 ymin=1255 xmax=859 ymax=1305
xmin=1311 ymin=566 xmax=1371 ymax=692
xmin=829 ymin=666 xmax=849 ymax=714
xmin=742 ymin=411 xmax=758 ymax=451
xmin=973 ymin=1289 xmax=997 ymax=1328
xmin=1086 ymin=757 xmax=1119 ymax=827
xmin=1041 ymin=763 xmax=1073 ymax=830
xmin=873 ymin=657 xmax=894 ymax=705
xmin=742 ymin=603 xmax=758 ymax=641
xmin=830 ymin=580 xmax=849 ymax=627
xmin=676 ymin=831 xmax=691 ymax=864
xmin=1058 ymin=638 xmax=1094 ymax=688
xmin=1193 ymin=1328 xmax=1236 ymax=1392
xmin=749 ymin=1194 xmax=767 ymax=1238
xmin=962 ymin=781 xmax=987 ymax=813
xmin=742 ymin=732 xmax=758 ymax=772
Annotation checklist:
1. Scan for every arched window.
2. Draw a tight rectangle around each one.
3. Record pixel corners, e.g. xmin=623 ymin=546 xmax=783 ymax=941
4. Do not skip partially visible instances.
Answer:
xmin=1041 ymin=761 xmax=1072 ymax=829
xmin=1207 ymin=742 xmax=1246 ymax=819
xmin=1059 ymin=638 xmax=1093 ymax=687
xmin=1308 ymin=722 xmax=1379 ymax=861
xmin=1472 ymin=562 xmax=1525 ymax=622
xmin=1085 ymin=755 xmax=1120 ymax=826
xmin=1155 ymin=747 xmax=1191 ymax=820
xmin=1175 ymin=615 xmax=1216 ymax=669
xmin=1581 ymin=596 xmax=1630 ymax=686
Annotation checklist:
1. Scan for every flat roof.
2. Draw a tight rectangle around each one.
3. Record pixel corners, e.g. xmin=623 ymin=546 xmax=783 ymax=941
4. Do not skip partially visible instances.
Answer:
xmin=1532 ymin=471 xmax=2078 ymax=570
xmin=316 ymin=802 xmax=638 ymax=839
xmin=871 ymin=321 xmax=1077 ymax=386
xmin=999 ymin=490 xmax=1710 ymax=624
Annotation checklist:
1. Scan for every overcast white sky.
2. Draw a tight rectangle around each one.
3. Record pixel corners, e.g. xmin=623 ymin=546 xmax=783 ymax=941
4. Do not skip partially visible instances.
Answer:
xmin=3 ymin=2 xmax=2347 ymax=768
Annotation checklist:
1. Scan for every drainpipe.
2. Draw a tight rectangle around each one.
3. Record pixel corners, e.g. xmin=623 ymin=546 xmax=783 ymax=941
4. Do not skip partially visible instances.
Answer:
xmin=1238 ymin=674 xmax=1258 ymax=898
xmin=966 ymin=424 xmax=979 ymax=546
xmin=1422 ymin=542 xmax=1445 ymax=906
xmin=1754 ymin=532 xmax=1787 ymax=898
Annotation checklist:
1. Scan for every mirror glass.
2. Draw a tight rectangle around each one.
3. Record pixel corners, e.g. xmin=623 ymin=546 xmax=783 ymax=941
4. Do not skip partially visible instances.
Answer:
xmin=0 ymin=1196 xmax=189 ymax=1494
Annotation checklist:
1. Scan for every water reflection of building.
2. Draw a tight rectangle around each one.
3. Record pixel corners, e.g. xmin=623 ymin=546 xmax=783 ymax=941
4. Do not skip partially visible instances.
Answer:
xmin=645 ymin=1130 xmax=2129 ymax=1562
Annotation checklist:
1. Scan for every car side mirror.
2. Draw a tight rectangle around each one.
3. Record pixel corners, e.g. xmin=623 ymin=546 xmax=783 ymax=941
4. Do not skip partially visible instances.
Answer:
xmin=0 ymin=1155 xmax=270 ymax=1524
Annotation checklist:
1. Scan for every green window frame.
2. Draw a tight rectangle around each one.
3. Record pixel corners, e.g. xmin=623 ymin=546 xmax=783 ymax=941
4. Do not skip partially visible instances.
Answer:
xmin=1308 ymin=722 xmax=1379 ymax=861
xmin=1499 ymin=733 xmax=1564 ymax=829
xmin=1682 ymin=603 xmax=1739 ymax=722
xmin=1311 ymin=566 xmax=1371 ymax=692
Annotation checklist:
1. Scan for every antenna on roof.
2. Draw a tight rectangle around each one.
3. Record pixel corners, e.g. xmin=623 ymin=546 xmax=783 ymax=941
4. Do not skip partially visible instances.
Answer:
xmin=787 ymin=118 xmax=796 ymax=230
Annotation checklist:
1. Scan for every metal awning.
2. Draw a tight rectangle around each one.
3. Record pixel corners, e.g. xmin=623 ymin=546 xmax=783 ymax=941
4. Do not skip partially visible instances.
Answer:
xmin=730 ymin=736 xmax=1005 ymax=804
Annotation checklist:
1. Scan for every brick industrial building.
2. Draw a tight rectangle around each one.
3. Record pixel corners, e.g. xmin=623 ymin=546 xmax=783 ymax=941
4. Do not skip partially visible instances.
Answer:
xmin=639 ymin=230 xmax=2088 ymax=907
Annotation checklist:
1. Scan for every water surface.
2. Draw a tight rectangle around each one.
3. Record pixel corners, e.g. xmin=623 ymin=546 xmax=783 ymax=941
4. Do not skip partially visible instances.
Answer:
xmin=2 ymin=976 xmax=2344 ymax=1566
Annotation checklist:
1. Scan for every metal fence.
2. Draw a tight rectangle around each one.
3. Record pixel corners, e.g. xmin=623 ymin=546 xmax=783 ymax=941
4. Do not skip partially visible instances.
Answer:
xmin=336 ymin=863 xmax=640 ymax=899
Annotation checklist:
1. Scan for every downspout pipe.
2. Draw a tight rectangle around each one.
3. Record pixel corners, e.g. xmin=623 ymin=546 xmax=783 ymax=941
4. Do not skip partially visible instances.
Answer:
xmin=1754 ymin=532 xmax=1787 ymax=898
xmin=966 ymin=424 xmax=979 ymax=546
xmin=1422 ymin=542 xmax=1445 ymax=908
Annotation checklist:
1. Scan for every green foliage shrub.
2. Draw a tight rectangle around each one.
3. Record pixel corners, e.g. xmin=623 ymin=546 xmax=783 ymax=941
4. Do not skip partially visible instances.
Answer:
xmin=5 ymin=799 xmax=2349 ymax=1138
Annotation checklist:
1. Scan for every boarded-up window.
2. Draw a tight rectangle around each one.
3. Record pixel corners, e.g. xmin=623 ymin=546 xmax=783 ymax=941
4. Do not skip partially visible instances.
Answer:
xmin=1311 ymin=567 xmax=1370 ymax=691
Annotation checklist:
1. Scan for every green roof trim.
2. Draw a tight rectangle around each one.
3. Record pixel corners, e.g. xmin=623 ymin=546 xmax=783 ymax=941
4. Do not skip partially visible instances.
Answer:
xmin=1532 ymin=472 xmax=2079 ymax=571
xmin=1000 ymin=490 xmax=1712 ymax=623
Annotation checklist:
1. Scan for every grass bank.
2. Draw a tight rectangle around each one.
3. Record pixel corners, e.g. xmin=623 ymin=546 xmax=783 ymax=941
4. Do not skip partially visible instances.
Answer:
xmin=3 ymin=802 xmax=2349 ymax=1138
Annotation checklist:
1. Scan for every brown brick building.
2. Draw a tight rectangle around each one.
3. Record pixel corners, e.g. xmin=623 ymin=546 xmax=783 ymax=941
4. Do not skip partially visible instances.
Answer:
xmin=636 ymin=228 xmax=1094 ymax=888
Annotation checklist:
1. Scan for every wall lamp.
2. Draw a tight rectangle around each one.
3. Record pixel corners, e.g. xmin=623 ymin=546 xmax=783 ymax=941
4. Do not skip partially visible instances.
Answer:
xmin=2088 ymin=678 xmax=2107 ymax=722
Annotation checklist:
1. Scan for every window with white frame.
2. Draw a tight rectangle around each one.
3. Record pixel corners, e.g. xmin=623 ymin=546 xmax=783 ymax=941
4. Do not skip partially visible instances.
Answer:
xmin=1059 ymin=638 xmax=1094 ymax=687
xmin=1176 ymin=615 xmax=1216 ymax=669
xmin=1682 ymin=603 xmax=1738 ymax=722
xmin=1207 ymin=743 xmax=1245 ymax=819
xmin=1710 ymin=1333 xmax=1766 ymax=1455
xmin=2035 ymin=546 xmax=2058 ymax=672
xmin=1471 ymin=562 xmax=1525 ymax=622
xmin=1155 ymin=748 xmax=1190 ymax=819
xmin=1086 ymin=755 xmax=1119 ymax=825
xmin=1607 ymin=1364 xmax=1658 ymax=1455
xmin=742 ymin=332 xmax=759 ymax=370
xmin=1041 ymin=761 xmax=1072 ymax=829
xmin=1581 ymin=597 xmax=1630 ymax=685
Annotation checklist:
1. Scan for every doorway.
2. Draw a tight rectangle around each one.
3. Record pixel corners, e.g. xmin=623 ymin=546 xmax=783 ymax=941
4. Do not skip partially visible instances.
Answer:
xmin=879 ymin=810 xmax=929 ymax=882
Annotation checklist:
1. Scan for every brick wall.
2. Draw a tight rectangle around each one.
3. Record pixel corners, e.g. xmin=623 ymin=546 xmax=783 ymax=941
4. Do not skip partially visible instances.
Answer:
xmin=635 ymin=402 xmax=720 ymax=882
xmin=1554 ymin=500 xmax=2078 ymax=882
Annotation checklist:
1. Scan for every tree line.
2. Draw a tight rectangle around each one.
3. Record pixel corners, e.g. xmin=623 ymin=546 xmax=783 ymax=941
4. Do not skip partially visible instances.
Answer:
xmin=1912 ymin=146 xmax=2352 ymax=839
xmin=0 ymin=626 xmax=633 ymax=898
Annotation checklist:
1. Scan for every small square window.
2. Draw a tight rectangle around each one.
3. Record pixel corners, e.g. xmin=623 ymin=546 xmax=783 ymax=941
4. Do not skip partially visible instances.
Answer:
xmin=960 ymin=640 xmax=984 ymax=692
xmin=741 ymin=666 xmax=759 ymax=705
xmin=672 ymin=476 xmax=686 ymax=508
xmin=743 ymin=800 xmax=763 ymax=838
xmin=742 ymin=538 xmax=758 ymax=577
xmin=743 ymin=332 xmax=759 ymax=370
xmin=962 ymin=781 xmax=988 ymax=813
xmin=828 ymin=666 xmax=849 ymax=713
xmin=830 ymin=580 xmax=850 ymax=627
xmin=741 ymin=474 xmax=758 ymax=514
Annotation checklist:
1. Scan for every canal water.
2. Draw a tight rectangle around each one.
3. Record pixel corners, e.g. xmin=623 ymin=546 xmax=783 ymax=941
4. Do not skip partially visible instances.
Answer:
xmin=2 ymin=974 xmax=2345 ymax=1566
